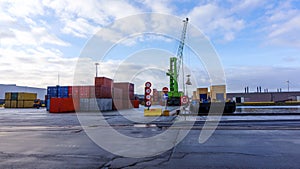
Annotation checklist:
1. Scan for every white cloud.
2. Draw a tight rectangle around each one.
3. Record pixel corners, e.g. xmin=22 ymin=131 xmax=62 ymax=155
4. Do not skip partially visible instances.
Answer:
xmin=188 ymin=3 xmax=245 ymax=42
xmin=262 ymin=1 xmax=300 ymax=47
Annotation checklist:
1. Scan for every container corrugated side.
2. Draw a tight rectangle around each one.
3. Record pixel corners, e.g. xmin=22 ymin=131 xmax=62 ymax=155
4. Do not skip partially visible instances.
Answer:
xmin=5 ymin=93 xmax=11 ymax=100
xmin=58 ymin=86 xmax=69 ymax=98
xmin=17 ymin=93 xmax=37 ymax=100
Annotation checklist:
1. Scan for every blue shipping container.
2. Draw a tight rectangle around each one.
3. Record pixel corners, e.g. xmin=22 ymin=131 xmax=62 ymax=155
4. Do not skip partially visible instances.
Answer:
xmin=46 ymin=99 xmax=50 ymax=111
xmin=47 ymin=86 xmax=58 ymax=98
xmin=47 ymin=86 xmax=69 ymax=98
xmin=58 ymin=86 xmax=69 ymax=98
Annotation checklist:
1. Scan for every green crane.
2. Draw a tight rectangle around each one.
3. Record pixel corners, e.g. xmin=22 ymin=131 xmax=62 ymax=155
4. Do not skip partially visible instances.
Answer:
xmin=166 ymin=18 xmax=188 ymax=106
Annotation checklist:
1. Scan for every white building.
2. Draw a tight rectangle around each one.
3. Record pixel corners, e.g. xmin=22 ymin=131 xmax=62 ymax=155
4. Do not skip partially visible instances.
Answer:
xmin=0 ymin=84 xmax=46 ymax=101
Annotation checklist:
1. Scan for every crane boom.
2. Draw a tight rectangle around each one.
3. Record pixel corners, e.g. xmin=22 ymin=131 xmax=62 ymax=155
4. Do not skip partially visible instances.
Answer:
xmin=166 ymin=18 xmax=189 ymax=106
xmin=176 ymin=18 xmax=188 ymax=79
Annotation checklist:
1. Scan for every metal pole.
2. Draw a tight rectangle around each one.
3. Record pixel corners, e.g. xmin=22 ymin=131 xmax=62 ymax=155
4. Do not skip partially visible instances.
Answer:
xmin=95 ymin=63 xmax=99 ymax=77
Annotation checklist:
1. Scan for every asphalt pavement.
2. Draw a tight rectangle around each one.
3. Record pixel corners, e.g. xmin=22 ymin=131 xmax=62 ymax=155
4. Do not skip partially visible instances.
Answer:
xmin=1 ymin=108 xmax=300 ymax=169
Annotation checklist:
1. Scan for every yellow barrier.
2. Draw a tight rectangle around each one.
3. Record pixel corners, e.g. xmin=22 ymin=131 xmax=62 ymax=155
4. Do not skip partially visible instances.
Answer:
xmin=144 ymin=108 xmax=162 ymax=116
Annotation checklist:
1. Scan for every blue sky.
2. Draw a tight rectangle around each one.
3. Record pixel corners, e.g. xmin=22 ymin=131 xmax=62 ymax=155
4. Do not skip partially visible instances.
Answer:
xmin=0 ymin=0 xmax=299 ymax=93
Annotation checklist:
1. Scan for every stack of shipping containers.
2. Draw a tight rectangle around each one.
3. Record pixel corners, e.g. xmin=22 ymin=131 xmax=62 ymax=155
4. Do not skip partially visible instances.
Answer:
xmin=5 ymin=92 xmax=37 ymax=108
xmin=47 ymin=86 xmax=77 ymax=113
xmin=46 ymin=77 xmax=138 ymax=113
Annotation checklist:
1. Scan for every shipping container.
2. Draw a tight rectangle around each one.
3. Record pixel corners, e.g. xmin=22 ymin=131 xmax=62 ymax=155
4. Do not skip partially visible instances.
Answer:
xmin=57 ymin=86 xmax=69 ymax=98
xmin=68 ymin=86 xmax=80 ymax=98
xmin=114 ymin=82 xmax=134 ymax=92
xmin=210 ymin=85 xmax=226 ymax=102
xmin=47 ymin=86 xmax=58 ymax=98
xmin=46 ymin=99 xmax=50 ymax=111
xmin=4 ymin=100 xmax=11 ymax=108
xmin=49 ymin=98 xmax=76 ymax=113
xmin=113 ymin=88 xmax=123 ymax=100
xmin=11 ymin=93 xmax=18 ymax=100
xmin=5 ymin=93 xmax=11 ymax=100
xmin=47 ymin=86 xmax=68 ymax=98
xmin=79 ymin=98 xmax=112 ymax=112
xmin=79 ymin=86 xmax=91 ymax=98
xmin=17 ymin=93 xmax=37 ymax=100
xmin=95 ymin=77 xmax=113 ymax=88
xmin=17 ymin=100 xmax=34 ymax=108
xmin=113 ymin=99 xmax=123 ymax=110
xmin=95 ymin=86 xmax=112 ymax=98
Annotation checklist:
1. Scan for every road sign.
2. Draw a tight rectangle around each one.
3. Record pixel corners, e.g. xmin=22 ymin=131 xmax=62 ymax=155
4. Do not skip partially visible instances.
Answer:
xmin=145 ymin=82 xmax=152 ymax=108
xmin=181 ymin=96 xmax=188 ymax=104
xmin=145 ymin=88 xmax=151 ymax=94
xmin=163 ymin=93 xmax=168 ymax=100
xmin=145 ymin=101 xmax=151 ymax=107
xmin=162 ymin=87 xmax=169 ymax=94
xmin=145 ymin=82 xmax=152 ymax=88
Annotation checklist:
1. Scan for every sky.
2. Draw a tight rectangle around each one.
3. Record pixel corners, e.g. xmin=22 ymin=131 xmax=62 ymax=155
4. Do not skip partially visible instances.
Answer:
xmin=0 ymin=0 xmax=300 ymax=94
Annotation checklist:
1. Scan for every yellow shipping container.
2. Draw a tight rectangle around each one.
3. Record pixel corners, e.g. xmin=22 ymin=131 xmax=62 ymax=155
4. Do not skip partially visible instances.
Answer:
xmin=10 ymin=100 xmax=17 ymax=108
xmin=17 ymin=100 xmax=24 ymax=108
xmin=210 ymin=85 xmax=226 ymax=102
xmin=17 ymin=93 xmax=37 ymax=100
xmin=23 ymin=100 xmax=34 ymax=108
xmin=5 ymin=93 xmax=11 ymax=100
xmin=4 ymin=100 xmax=11 ymax=108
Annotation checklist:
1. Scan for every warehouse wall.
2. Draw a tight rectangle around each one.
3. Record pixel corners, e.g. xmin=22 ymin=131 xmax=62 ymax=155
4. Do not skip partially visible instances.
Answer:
xmin=227 ymin=92 xmax=300 ymax=102
xmin=0 ymin=84 xmax=46 ymax=100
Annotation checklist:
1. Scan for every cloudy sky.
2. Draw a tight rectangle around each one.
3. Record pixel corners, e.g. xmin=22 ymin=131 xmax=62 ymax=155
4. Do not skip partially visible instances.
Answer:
xmin=1 ymin=0 xmax=299 ymax=93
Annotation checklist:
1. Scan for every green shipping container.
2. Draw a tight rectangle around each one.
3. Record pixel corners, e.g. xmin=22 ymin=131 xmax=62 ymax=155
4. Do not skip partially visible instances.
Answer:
xmin=11 ymin=93 xmax=18 ymax=100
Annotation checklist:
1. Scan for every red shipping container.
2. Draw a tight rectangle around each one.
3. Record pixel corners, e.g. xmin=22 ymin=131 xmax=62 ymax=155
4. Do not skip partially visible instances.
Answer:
xmin=95 ymin=77 xmax=113 ymax=88
xmin=95 ymin=86 xmax=112 ymax=98
xmin=68 ymin=86 xmax=80 ymax=98
xmin=49 ymin=98 xmax=77 ymax=113
xmin=114 ymin=83 xmax=134 ymax=100
xmin=79 ymin=86 xmax=91 ymax=98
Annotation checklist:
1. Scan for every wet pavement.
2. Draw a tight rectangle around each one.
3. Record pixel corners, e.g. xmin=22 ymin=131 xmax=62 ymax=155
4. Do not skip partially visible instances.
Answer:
xmin=1 ymin=107 xmax=300 ymax=168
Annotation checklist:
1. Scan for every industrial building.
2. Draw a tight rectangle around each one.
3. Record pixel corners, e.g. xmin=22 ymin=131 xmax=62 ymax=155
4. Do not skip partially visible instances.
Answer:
xmin=0 ymin=84 xmax=46 ymax=104
xmin=227 ymin=91 xmax=300 ymax=103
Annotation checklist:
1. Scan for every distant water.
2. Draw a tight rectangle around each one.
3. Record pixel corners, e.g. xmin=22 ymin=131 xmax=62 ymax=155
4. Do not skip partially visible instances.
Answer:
xmin=236 ymin=106 xmax=300 ymax=114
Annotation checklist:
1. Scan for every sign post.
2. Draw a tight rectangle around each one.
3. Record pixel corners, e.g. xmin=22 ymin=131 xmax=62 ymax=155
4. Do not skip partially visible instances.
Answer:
xmin=162 ymin=87 xmax=169 ymax=110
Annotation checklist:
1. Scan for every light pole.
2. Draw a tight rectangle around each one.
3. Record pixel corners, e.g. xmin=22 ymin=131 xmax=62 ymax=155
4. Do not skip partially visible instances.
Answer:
xmin=95 ymin=63 xmax=99 ymax=77
xmin=185 ymin=74 xmax=192 ymax=97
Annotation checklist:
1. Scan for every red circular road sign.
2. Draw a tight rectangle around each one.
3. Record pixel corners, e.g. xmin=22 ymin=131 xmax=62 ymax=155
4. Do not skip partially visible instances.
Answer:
xmin=145 ymin=95 xmax=151 ymax=100
xmin=181 ymin=96 xmax=188 ymax=104
xmin=145 ymin=82 xmax=152 ymax=88
xmin=162 ymin=87 xmax=169 ymax=94
xmin=145 ymin=88 xmax=151 ymax=94
xmin=145 ymin=101 xmax=151 ymax=107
